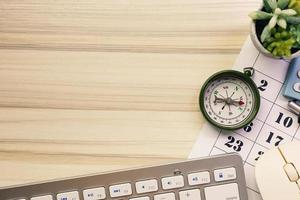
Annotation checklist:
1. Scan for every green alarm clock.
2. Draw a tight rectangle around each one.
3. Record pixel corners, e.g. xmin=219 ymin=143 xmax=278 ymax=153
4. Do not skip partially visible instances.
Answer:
xmin=199 ymin=67 xmax=260 ymax=130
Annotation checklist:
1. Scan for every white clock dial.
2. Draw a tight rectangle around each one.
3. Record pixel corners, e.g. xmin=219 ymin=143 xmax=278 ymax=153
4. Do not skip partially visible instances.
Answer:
xmin=203 ymin=76 xmax=256 ymax=128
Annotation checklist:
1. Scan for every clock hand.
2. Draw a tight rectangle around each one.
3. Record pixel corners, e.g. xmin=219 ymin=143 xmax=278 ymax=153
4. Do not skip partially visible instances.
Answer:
xmin=222 ymin=103 xmax=226 ymax=110
xmin=214 ymin=95 xmax=226 ymax=103
xmin=229 ymin=99 xmax=245 ymax=106
xmin=218 ymin=94 xmax=226 ymax=99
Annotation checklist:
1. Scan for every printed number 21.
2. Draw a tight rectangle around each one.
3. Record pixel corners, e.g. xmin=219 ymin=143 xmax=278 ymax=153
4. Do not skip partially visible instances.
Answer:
xmin=224 ymin=136 xmax=244 ymax=152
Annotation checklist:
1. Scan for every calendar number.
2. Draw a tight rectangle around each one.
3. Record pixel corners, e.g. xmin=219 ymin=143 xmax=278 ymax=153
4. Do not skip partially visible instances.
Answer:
xmin=266 ymin=132 xmax=284 ymax=146
xmin=257 ymin=80 xmax=268 ymax=92
xmin=243 ymin=122 xmax=253 ymax=132
xmin=224 ymin=136 xmax=244 ymax=152
xmin=275 ymin=112 xmax=293 ymax=128
xmin=255 ymin=151 xmax=264 ymax=161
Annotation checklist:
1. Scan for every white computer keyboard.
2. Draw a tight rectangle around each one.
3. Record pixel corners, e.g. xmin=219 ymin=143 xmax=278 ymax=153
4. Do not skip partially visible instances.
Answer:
xmin=0 ymin=153 xmax=247 ymax=200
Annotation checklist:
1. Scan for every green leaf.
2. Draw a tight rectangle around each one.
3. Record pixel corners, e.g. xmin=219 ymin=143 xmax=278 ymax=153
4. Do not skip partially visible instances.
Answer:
xmin=268 ymin=0 xmax=278 ymax=10
xmin=269 ymin=15 xmax=278 ymax=29
xmin=290 ymin=24 xmax=300 ymax=47
xmin=249 ymin=11 xmax=273 ymax=20
xmin=281 ymin=9 xmax=297 ymax=15
xmin=261 ymin=26 xmax=272 ymax=42
xmin=278 ymin=0 xmax=290 ymax=9
xmin=277 ymin=18 xmax=287 ymax=28
xmin=263 ymin=0 xmax=273 ymax=12
xmin=285 ymin=16 xmax=300 ymax=24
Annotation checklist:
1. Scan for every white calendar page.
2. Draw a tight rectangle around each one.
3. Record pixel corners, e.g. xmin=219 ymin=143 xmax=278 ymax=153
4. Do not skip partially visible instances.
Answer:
xmin=189 ymin=36 xmax=300 ymax=200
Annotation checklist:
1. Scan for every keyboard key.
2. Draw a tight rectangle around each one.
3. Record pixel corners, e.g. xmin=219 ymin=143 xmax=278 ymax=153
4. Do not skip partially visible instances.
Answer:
xmin=135 ymin=179 xmax=158 ymax=194
xmin=214 ymin=167 xmax=236 ymax=182
xmin=57 ymin=191 xmax=79 ymax=200
xmin=0 ymin=154 xmax=247 ymax=200
xmin=109 ymin=183 xmax=132 ymax=198
xmin=31 ymin=195 xmax=53 ymax=200
xmin=204 ymin=183 xmax=240 ymax=200
xmin=179 ymin=189 xmax=201 ymax=200
xmin=154 ymin=192 xmax=176 ymax=200
xmin=161 ymin=175 xmax=184 ymax=190
xmin=188 ymin=171 xmax=210 ymax=185
xmin=83 ymin=187 xmax=106 ymax=200
xmin=129 ymin=197 xmax=150 ymax=200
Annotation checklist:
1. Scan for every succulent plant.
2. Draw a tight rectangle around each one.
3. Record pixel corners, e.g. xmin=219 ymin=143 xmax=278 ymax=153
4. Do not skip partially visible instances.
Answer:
xmin=290 ymin=24 xmax=300 ymax=47
xmin=263 ymin=27 xmax=296 ymax=57
xmin=249 ymin=0 xmax=300 ymax=58
xmin=249 ymin=0 xmax=300 ymax=42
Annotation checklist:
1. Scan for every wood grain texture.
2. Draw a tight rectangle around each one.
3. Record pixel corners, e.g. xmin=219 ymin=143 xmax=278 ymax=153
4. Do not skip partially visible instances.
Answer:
xmin=0 ymin=0 xmax=260 ymax=187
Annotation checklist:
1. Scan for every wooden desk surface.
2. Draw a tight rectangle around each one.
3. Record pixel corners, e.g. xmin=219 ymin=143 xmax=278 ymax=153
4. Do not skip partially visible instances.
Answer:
xmin=0 ymin=0 xmax=260 ymax=187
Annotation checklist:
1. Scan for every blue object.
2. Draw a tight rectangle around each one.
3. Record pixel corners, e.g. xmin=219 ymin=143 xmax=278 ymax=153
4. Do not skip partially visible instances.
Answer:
xmin=283 ymin=57 xmax=300 ymax=101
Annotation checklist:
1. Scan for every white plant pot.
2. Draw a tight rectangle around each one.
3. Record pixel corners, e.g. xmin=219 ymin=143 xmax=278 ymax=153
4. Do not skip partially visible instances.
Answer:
xmin=250 ymin=21 xmax=300 ymax=59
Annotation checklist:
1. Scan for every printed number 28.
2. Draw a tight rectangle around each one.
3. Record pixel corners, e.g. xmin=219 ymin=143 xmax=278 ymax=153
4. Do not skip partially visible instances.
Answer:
xmin=224 ymin=136 xmax=244 ymax=152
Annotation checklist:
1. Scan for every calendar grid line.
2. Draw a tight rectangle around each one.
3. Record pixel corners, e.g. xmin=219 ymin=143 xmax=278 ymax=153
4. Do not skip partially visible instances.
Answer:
xmin=260 ymin=94 xmax=292 ymax=113
xmin=264 ymin=121 xmax=297 ymax=140
xmin=244 ymin=163 xmax=260 ymax=193
xmin=246 ymin=116 xmax=295 ymax=139
xmin=247 ymin=83 xmax=283 ymax=157
xmin=293 ymin=125 xmax=300 ymax=139
xmin=253 ymin=62 xmax=299 ymax=146
xmin=234 ymin=127 xmax=284 ymax=151
xmin=256 ymin=94 xmax=300 ymax=136
xmin=249 ymin=141 xmax=269 ymax=151
xmin=254 ymin=67 xmax=285 ymax=84
xmin=243 ymin=52 xmax=269 ymax=163
xmin=212 ymin=146 xmax=226 ymax=154
xmin=245 ymin=161 xmax=254 ymax=168
xmin=274 ymin=100 xmax=296 ymax=113
xmin=209 ymin=129 xmax=222 ymax=156
xmin=246 ymin=185 xmax=260 ymax=194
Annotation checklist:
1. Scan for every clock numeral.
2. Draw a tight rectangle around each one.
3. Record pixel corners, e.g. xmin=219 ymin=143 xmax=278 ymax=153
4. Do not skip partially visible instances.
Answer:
xmin=257 ymin=80 xmax=268 ymax=92
xmin=224 ymin=136 xmax=244 ymax=152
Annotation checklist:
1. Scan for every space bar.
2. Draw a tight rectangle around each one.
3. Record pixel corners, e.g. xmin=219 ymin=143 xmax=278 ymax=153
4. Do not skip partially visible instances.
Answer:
xmin=204 ymin=183 xmax=240 ymax=200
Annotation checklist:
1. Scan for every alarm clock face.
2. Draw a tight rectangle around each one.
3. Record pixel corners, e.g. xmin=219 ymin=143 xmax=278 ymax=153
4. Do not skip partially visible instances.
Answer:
xmin=200 ymin=70 xmax=260 ymax=130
